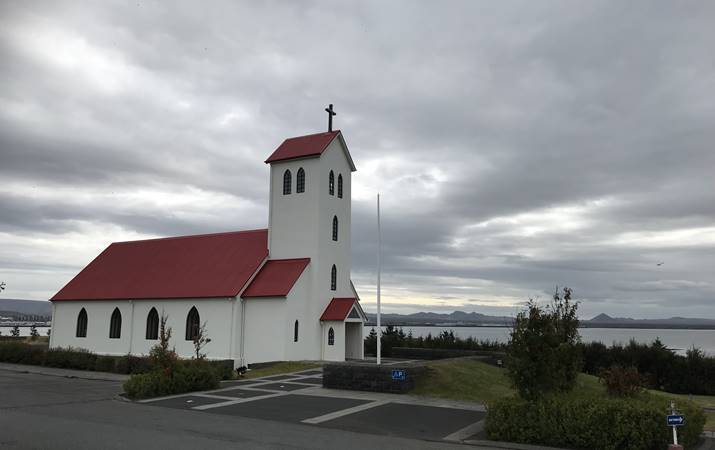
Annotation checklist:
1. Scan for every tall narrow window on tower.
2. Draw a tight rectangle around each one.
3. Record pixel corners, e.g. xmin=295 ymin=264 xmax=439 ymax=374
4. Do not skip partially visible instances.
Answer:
xmin=296 ymin=168 xmax=305 ymax=193
xmin=331 ymin=265 xmax=337 ymax=290
xmin=338 ymin=174 xmax=343 ymax=198
xmin=329 ymin=170 xmax=335 ymax=195
xmin=283 ymin=170 xmax=292 ymax=195
xmin=332 ymin=216 xmax=338 ymax=241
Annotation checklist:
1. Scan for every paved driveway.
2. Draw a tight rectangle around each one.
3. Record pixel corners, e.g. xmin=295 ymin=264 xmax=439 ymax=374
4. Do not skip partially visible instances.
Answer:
xmin=142 ymin=368 xmax=487 ymax=443
xmin=0 ymin=364 xmax=501 ymax=449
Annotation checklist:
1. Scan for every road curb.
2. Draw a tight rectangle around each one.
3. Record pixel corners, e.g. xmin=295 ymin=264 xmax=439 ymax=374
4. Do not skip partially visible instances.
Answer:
xmin=463 ymin=439 xmax=568 ymax=450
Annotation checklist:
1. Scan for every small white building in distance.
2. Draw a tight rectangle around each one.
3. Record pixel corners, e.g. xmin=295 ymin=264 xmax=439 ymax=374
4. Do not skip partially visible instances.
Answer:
xmin=49 ymin=128 xmax=367 ymax=365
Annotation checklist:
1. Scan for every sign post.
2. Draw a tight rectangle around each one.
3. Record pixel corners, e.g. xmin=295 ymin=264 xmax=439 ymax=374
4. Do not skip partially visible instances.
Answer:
xmin=667 ymin=401 xmax=685 ymax=450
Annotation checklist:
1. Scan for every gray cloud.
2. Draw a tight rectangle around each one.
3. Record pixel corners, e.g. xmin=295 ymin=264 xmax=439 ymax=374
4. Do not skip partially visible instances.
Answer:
xmin=1 ymin=0 xmax=714 ymax=319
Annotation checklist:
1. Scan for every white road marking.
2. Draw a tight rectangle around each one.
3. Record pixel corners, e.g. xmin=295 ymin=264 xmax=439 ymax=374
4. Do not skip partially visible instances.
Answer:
xmin=301 ymin=400 xmax=389 ymax=424
xmin=193 ymin=391 xmax=289 ymax=410
xmin=443 ymin=419 xmax=485 ymax=442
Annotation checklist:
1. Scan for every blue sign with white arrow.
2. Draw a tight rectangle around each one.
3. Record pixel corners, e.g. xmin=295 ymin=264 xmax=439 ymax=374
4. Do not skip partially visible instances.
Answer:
xmin=667 ymin=415 xmax=685 ymax=426
xmin=391 ymin=369 xmax=406 ymax=381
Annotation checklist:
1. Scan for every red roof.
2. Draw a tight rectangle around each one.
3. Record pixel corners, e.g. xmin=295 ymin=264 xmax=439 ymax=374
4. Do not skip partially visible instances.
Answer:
xmin=320 ymin=297 xmax=359 ymax=321
xmin=265 ymin=131 xmax=340 ymax=164
xmin=242 ymin=258 xmax=310 ymax=298
xmin=51 ymin=230 xmax=268 ymax=301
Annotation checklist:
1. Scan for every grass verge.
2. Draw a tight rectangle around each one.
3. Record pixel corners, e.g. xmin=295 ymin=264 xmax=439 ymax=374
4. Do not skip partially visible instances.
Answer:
xmin=243 ymin=361 xmax=321 ymax=379
xmin=413 ymin=357 xmax=603 ymax=403
xmin=413 ymin=357 xmax=715 ymax=432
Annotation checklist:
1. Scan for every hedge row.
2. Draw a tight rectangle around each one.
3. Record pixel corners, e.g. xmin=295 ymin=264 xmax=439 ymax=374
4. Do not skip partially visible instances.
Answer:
xmin=486 ymin=393 xmax=705 ymax=450
xmin=581 ymin=340 xmax=715 ymax=395
xmin=123 ymin=361 xmax=220 ymax=399
xmin=364 ymin=326 xmax=505 ymax=357
xmin=0 ymin=342 xmax=234 ymax=379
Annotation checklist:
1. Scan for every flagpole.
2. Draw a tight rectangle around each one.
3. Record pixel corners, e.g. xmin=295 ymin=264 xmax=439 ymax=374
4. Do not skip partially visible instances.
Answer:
xmin=376 ymin=193 xmax=382 ymax=366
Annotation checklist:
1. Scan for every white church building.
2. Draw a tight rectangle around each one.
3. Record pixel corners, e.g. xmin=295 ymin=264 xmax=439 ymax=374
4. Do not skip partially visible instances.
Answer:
xmin=49 ymin=128 xmax=367 ymax=365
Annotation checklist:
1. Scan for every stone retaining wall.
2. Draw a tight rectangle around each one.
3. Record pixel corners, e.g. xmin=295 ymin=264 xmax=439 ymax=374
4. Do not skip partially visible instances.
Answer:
xmin=323 ymin=361 xmax=428 ymax=394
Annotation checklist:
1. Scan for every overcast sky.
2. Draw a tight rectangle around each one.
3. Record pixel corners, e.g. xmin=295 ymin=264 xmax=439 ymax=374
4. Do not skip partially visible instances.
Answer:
xmin=1 ymin=1 xmax=714 ymax=319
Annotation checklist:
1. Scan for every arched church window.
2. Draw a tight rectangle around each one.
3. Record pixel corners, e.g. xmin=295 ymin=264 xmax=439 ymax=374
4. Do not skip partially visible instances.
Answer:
xmin=296 ymin=168 xmax=305 ymax=193
xmin=328 ymin=327 xmax=335 ymax=346
xmin=329 ymin=170 xmax=334 ymax=196
xmin=294 ymin=320 xmax=299 ymax=342
xmin=338 ymin=174 xmax=343 ymax=198
xmin=185 ymin=306 xmax=200 ymax=341
xmin=146 ymin=307 xmax=159 ymax=340
xmin=331 ymin=265 xmax=337 ymax=291
xmin=76 ymin=308 xmax=88 ymax=338
xmin=283 ymin=170 xmax=292 ymax=195
xmin=332 ymin=216 xmax=338 ymax=241
xmin=109 ymin=307 xmax=122 ymax=339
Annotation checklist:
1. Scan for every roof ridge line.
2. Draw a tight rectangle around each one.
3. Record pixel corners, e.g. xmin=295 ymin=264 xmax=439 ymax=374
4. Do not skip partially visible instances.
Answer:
xmin=112 ymin=228 xmax=268 ymax=245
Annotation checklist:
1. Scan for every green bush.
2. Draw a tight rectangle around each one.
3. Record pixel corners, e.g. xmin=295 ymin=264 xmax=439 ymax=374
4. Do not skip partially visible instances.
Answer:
xmin=123 ymin=361 xmax=220 ymax=399
xmin=507 ymin=287 xmax=581 ymax=399
xmin=581 ymin=340 xmax=715 ymax=395
xmin=94 ymin=355 xmax=116 ymax=372
xmin=486 ymin=393 xmax=705 ymax=450
xmin=600 ymin=365 xmax=645 ymax=397
xmin=0 ymin=342 xmax=45 ymax=364
xmin=44 ymin=347 xmax=97 ymax=370
xmin=206 ymin=359 xmax=236 ymax=380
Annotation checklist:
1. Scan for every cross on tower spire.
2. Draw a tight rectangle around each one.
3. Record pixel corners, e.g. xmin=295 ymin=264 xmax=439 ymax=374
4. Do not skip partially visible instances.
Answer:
xmin=325 ymin=104 xmax=336 ymax=132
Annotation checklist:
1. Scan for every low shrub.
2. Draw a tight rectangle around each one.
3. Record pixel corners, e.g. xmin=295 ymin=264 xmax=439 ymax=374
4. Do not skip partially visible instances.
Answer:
xmin=600 ymin=365 xmax=645 ymax=397
xmin=123 ymin=361 xmax=220 ymax=399
xmin=44 ymin=347 xmax=97 ymax=371
xmin=205 ymin=359 xmax=236 ymax=380
xmin=94 ymin=355 xmax=117 ymax=373
xmin=485 ymin=393 xmax=705 ymax=450
xmin=0 ymin=342 xmax=154 ymax=375
xmin=0 ymin=342 xmax=45 ymax=364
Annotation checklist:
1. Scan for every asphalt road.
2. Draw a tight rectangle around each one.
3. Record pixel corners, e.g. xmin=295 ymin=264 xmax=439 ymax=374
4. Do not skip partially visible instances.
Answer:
xmin=0 ymin=369 xmax=501 ymax=450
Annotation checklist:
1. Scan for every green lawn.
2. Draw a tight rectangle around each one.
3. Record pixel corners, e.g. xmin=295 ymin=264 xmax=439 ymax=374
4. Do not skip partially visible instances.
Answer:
xmin=413 ymin=357 xmax=603 ymax=403
xmin=242 ymin=361 xmax=321 ymax=379
xmin=412 ymin=357 xmax=715 ymax=432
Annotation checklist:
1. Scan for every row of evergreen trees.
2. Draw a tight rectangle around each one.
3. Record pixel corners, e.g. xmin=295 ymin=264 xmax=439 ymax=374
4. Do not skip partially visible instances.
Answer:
xmin=363 ymin=325 xmax=505 ymax=357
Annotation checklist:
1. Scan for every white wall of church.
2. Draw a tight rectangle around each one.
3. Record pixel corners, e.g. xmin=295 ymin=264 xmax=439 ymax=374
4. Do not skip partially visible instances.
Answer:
xmin=50 ymin=298 xmax=236 ymax=360
xmin=321 ymin=321 xmax=345 ymax=361
xmin=243 ymin=297 xmax=286 ymax=363
xmin=241 ymin=265 xmax=320 ymax=364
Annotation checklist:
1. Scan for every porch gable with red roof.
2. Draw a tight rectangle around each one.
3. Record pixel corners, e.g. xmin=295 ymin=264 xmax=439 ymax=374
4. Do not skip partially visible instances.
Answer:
xmin=320 ymin=297 xmax=366 ymax=322
xmin=242 ymin=258 xmax=310 ymax=298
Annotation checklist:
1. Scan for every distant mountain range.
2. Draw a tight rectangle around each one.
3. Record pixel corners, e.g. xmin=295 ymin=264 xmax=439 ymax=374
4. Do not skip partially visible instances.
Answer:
xmin=365 ymin=310 xmax=715 ymax=330
xmin=2 ymin=299 xmax=713 ymax=330
xmin=0 ymin=299 xmax=52 ymax=317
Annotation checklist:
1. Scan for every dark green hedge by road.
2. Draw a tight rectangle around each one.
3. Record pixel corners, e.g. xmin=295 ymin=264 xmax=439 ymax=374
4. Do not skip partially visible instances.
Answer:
xmin=486 ymin=393 xmax=705 ymax=450
xmin=0 ymin=342 xmax=234 ymax=379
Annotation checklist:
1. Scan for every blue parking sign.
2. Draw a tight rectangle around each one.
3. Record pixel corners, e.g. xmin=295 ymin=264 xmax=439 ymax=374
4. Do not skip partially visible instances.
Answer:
xmin=391 ymin=369 xmax=406 ymax=381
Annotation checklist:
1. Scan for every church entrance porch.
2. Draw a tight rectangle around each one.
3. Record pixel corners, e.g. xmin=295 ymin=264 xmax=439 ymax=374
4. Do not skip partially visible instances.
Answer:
xmin=319 ymin=297 xmax=367 ymax=361
xmin=344 ymin=322 xmax=363 ymax=360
